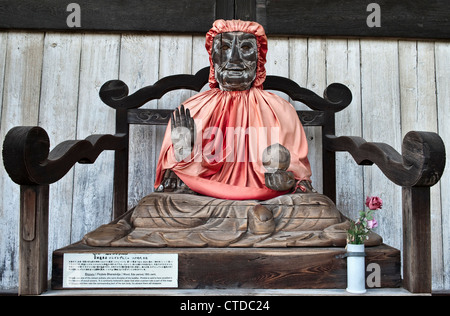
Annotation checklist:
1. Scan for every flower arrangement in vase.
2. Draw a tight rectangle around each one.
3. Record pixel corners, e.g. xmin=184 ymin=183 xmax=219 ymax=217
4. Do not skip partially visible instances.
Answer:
xmin=346 ymin=196 xmax=382 ymax=294
xmin=347 ymin=196 xmax=382 ymax=245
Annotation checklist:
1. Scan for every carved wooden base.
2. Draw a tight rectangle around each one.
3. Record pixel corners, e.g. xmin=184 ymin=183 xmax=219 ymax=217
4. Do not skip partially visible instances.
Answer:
xmin=51 ymin=242 xmax=401 ymax=290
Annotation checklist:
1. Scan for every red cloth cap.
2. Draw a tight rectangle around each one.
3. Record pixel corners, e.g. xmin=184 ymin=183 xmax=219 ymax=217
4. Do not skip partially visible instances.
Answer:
xmin=205 ymin=19 xmax=268 ymax=89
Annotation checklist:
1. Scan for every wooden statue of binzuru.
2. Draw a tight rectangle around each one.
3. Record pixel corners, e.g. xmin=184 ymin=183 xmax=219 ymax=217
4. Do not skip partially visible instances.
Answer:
xmin=83 ymin=20 xmax=381 ymax=247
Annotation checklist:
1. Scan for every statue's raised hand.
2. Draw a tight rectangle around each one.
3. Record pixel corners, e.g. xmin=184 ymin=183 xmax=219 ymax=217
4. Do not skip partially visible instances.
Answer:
xmin=171 ymin=105 xmax=195 ymax=162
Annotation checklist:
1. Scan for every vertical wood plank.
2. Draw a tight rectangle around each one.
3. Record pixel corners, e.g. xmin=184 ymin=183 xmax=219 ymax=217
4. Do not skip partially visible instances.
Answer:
xmin=289 ymin=38 xmax=327 ymax=192
xmin=191 ymin=35 xmax=210 ymax=92
xmin=155 ymin=35 xmax=193 ymax=160
xmin=38 ymin=32 xmax=82 ymax=280
xmin=0 ymin=36 xmax=7 ymax=284
xmin=326 ymin=39 xmax=364 ymax=219
xmin=402 ymin=186 xmax=431 ymax=293
xmin=19 ymin=185 xmax=49 ymax=295
xmin=288 ymin=38 xmax=308 ymax=99
xmin=266 ymin=38 xmax=290 ymax=99
xmin=112 ymin=108 xmax=129 ymax=219
xmin=399 ymin=42 xmax=438 ymax=134
xmin=304 ymin=38 xmax=326 ymax=193
xmin=281 ymin=37 xmax=325 ymax=193
xmin=158 ymin=35 xmax=193 ymax=105
xmin=289 ymin=37 xmax=325 ymax=192
xmin=0 ymin=32 xmax=44 ymax=290
xmin=119 ymin=34 xmax=160 ymax=208
xmin=360 ymin=40 xmax=402 ymax=250
xmin=435 ymin=42 xmax=450 ymax=290
xmin=71 ymin=34 xmax=121 ymax=242
xmin=0 ymin=32 xmax=6 ymax=125
xmin=265 ymin=37 xmax=289 ymax=100
xmin=398 ymin=40 xmax=443 ymax=290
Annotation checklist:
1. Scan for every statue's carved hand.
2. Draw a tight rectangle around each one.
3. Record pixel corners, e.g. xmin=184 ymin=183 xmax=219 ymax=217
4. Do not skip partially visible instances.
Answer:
xmin=265 ymin=170 xmax=296 ymax=191
xmin=294 ymin=180 xmax=317 ymax=194
xmin=171 ymin=105 xmax=195 ymax=162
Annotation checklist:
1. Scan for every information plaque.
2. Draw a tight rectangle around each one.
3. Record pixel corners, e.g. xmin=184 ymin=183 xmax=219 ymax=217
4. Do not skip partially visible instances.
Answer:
xmin=63 ymin=253 xmax=178 ymax=288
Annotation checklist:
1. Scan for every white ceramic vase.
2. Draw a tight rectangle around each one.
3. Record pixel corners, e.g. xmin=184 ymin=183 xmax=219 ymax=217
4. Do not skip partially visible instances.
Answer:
xmin=346 ymin=243 xmax=366 ymax=294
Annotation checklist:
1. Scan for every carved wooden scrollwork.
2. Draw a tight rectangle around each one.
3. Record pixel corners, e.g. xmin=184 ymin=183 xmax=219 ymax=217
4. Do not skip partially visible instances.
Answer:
xmin=2 ymin=126 xmax=127 ymax=185
xmin=127 ymin=109 xmax=327 ymax=127
xmin=99 ymin=66 xmax=352 ymax=113
xmin=324 ymin=131 xmax=446 ymax=187
xmin=297 ymin=111 xmax=326 ymax=126
xmin=263 ymin=76 xmax=352 ymax=113
xmin=127 ymin=109 xmax=173 ymax=125
xmin=99 ymin=67 xmax=210 ymax=110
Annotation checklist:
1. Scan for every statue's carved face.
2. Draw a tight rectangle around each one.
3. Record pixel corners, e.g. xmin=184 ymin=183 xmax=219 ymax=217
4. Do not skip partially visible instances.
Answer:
xmin=212 ymin=32 xmax=258 ymax=91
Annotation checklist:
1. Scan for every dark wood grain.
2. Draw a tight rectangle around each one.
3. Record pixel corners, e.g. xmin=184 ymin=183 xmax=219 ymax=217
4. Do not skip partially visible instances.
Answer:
xmin=402 ymin=186 xmax=431 ymax=293
xmin=19 ymin=185 xmax=49 ymax=295
xmin=113 ymin=108 xmax=130 ymax=219
xmin=2 ymin=126 xmax=127 ymax=185
xmin=215 ymin=0 xmax=235 ymax=20
xmin=127 ymin=109 xmax=327 ymax=127
xmin=0 ymin=0 xmax=215 ymax=34
xmin=322 ymin=113 xmax=337 ymax=203
xmin=324 ymin=131 xmax=446 ymax=187
xmin=235 ymin=0 xmax=256 ymax=21
xmin=51 ymin=242 xmax=401 ymax=289
xmin=1 ymin=0 xmax=448 ymax=39
xmin=258 ymin=0 xmax=450 ymax=39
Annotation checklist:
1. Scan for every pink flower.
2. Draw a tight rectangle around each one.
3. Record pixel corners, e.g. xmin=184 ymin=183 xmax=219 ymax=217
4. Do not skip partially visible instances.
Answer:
xmin=365 ymin=196 xmax=383 ymax=210
xmin=367 ymin=218 xmax=378 ymax=229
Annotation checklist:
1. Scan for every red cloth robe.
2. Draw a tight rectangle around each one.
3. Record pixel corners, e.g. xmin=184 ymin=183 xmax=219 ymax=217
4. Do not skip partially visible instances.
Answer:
xmin=154 ymin=20 xmax=311 ymax=200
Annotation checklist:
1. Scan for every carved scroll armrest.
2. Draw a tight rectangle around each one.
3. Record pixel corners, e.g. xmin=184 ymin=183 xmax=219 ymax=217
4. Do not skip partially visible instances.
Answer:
xmin=2 ymin=126 xmax=127 ymax=185
xmin=324 ymin=131 xmax=446 ymax=187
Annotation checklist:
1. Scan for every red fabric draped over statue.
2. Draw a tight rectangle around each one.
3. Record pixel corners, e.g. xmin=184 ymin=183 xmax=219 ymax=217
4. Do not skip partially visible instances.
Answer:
xmin=154 ymin=20 xmax=311 ymax=200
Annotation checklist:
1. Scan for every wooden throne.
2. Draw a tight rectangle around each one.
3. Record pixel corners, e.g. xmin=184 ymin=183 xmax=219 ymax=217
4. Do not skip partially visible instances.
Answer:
xmin=2 ymin=66 xmax=445 ymax=295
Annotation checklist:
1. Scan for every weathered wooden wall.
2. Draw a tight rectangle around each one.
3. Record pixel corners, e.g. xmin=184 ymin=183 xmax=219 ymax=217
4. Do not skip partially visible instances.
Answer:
xmin=0 ymin=31 xmax=449 ymax=291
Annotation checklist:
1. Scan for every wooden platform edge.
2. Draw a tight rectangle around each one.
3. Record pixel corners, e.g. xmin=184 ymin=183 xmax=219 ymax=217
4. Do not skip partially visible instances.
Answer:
xmin=51 ymin=242 xmax=401 ymax=290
